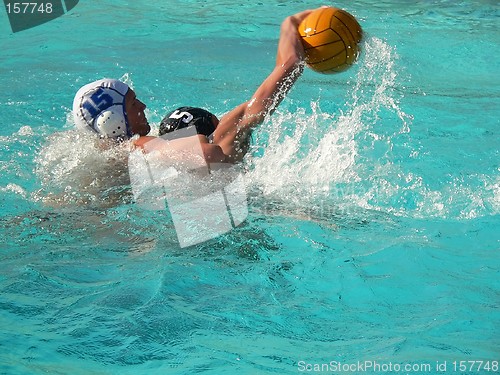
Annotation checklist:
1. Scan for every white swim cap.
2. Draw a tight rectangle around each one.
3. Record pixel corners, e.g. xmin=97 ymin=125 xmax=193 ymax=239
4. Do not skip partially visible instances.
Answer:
xmin=73 ymin=79 xmax=131 ymax=139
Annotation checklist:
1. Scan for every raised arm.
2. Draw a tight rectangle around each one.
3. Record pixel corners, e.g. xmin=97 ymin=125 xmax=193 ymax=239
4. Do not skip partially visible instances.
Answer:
xmin=211 ymin=9 xmax=316 ymax=163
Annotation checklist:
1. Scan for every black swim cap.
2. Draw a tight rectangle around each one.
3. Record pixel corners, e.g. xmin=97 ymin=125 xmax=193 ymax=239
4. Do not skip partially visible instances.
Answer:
xmin=159 ymin=106 xmax=216 ymax=137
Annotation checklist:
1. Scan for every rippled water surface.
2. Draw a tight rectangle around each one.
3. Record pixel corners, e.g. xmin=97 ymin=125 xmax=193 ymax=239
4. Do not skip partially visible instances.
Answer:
xmin=1 ymin=0 xmax=499 ymax=374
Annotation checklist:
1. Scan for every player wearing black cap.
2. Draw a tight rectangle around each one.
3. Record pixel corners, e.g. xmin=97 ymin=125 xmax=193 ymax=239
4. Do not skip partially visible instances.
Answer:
xmin=159 ymin=107 xmax=218 ymax=140
xmin=133 ymin=8 xmax=318 ymax=163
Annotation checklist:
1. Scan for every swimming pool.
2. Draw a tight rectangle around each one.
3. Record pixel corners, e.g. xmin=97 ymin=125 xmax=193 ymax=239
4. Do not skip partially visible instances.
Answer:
xmin=1 ymin=0 xmax=499 ymax=374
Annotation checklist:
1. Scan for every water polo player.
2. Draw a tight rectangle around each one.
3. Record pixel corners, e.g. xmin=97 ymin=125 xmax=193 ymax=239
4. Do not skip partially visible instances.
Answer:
xmin=135 ymin=8 xmax=315 ymax=163
xmin=158 ymin=106 xmax=219 ymax=141
xmin=74 ymin=8 xmax=319 ymax=163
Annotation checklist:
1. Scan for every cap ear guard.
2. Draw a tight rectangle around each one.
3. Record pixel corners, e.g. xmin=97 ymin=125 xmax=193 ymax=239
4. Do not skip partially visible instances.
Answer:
xmin=93 ymin=105 xmax=130 ymax=139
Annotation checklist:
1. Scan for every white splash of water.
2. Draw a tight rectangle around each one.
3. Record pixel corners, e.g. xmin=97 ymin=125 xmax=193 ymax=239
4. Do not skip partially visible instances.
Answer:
xmin=245 ymin=36 xmax=498 ymax=220
xmin=27 ymin=54 xmax=497 ymax=220
xmin=0 ymin=183 xmax=27 ymax=197
xmin=246 ymin=37 xmax=411 ymax=213
xmin=33 ymin=130 xmax=131 ymax=207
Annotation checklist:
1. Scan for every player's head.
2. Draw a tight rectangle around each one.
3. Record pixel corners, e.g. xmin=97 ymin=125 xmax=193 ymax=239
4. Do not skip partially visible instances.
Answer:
xmin=73 ymin=79 xmax=150 ymax=140
xmin=159 ymin=107 xmax=218 ymax=138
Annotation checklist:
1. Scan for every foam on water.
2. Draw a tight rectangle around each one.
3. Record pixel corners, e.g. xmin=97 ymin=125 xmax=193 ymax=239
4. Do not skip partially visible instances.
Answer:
xmin=4 ymin=34 xmax=496 ymax=226
xmin=1 ymin=2 xmax=499 ymax=372
xmin=246 ymin=36 xmax=499 ymax=221
xmin=33 ymin=129 xmax=131 ymax=208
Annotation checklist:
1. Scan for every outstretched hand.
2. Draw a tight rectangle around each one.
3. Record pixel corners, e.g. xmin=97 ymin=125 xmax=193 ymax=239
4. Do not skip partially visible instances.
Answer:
xmin=211 ymin=7 xmax=330 ymax=163
xmin=276 ymin=6 xmax=330 ymax=69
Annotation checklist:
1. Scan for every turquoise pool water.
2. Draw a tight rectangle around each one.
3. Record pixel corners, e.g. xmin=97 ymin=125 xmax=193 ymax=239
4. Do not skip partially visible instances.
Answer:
xmin=1 ymin=1 xmax=499 ymax=374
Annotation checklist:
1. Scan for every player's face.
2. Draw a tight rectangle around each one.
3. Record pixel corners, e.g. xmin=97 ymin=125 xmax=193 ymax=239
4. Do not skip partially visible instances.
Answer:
xmin=125 ymin=89 xmax=150 ymax=136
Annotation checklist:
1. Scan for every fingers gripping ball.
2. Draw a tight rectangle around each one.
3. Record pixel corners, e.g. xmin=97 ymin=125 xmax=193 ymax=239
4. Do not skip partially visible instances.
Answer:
xmin=298 ymin=7 xmax=363 ymax=74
